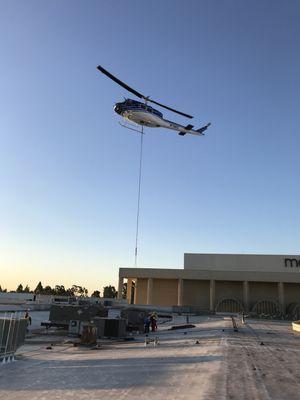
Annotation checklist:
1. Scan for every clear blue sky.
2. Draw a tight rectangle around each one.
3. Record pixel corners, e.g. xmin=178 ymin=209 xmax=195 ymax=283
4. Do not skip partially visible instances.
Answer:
xmin=1 ymin=0 xmax=300 ymax=293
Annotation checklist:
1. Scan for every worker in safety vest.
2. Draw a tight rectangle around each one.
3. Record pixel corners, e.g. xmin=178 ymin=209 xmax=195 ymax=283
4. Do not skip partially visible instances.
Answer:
xmin=24 ymin=310 xmax=32 ymax=328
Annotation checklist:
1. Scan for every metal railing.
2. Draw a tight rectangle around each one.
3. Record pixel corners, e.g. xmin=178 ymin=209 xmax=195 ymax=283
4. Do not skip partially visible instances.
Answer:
xmin=0 ymin=313 xmax=27 ymax=364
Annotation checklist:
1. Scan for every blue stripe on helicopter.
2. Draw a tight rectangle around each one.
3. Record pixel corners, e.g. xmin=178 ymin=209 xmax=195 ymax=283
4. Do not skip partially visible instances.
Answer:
xmin=119 ymin=106 xmax=162 ymax=117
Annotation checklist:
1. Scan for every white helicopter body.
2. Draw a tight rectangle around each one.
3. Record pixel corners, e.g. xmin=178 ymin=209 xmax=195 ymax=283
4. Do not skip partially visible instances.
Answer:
xmin=116 ymin=99 xmax=210 ymax=136
xmin=97 ymin=66 xmax=211 ymax=137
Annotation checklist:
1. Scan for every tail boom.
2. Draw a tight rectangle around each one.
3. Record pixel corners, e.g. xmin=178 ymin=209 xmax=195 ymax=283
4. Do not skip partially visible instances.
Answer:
xmin=179 ymin=122 xmax=211 ymax=136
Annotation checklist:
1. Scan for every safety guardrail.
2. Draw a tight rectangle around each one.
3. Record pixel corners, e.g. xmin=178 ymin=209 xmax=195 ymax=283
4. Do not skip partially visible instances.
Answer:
xmin=0 ymin=313 xmax=27 ymax=364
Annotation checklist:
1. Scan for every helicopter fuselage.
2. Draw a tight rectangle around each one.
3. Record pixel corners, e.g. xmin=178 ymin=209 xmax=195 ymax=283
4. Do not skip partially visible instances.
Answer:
xmin=114 ymin=99 xmax=163 ymax=127
xmin=114 ymin=99 xmax=209 ymax=136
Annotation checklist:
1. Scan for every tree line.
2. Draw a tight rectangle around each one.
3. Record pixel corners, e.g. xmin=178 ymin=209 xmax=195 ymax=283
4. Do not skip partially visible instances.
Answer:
xmin=0 ymin=282 xmax=128 ymax=299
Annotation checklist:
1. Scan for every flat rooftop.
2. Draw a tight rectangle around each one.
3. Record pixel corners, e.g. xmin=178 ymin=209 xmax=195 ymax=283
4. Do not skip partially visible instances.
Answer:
xmin=1 ymin=312 xmax=300 ymax=399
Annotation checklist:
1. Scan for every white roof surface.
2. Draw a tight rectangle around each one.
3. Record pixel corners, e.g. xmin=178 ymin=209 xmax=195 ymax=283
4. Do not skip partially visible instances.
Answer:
xmin=1 ymin=312 xmax=300 ymax=399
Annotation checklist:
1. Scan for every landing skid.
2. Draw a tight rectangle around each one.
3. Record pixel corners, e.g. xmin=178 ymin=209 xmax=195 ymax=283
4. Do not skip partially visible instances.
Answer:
xmin=119 ymin=121 xmax=145 ymax=134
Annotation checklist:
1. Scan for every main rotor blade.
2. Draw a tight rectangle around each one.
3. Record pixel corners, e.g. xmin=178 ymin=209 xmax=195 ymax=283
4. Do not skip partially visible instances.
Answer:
xmin=97 ymin=65 xmax=193 ymax=119
xmin=148 ymin=99 xmax=193 ymax=119
xmin=97 ymin=65 xmax=144 ymax=100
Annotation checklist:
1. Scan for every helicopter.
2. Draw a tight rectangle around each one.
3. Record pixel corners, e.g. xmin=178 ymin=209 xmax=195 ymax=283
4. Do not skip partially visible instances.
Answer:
xmin=97 ymin=65 xmax=211 ymax=136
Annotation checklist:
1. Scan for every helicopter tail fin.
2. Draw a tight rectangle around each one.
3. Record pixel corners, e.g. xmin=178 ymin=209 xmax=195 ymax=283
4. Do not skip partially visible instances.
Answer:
xmin=196 ymin=122 xmax=211 ymax=135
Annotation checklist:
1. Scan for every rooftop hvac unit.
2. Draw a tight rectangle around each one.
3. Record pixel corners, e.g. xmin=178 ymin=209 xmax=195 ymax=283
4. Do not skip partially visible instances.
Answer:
xmin=69 ymin=320 xmax=96 ymax=337
xmin=92 ymin=318 xmax=127 ymax=338
xmin=108 ymin=308 xmax=121 ymax=318
xmin=105 ymin=318 xmax=127 ymax=337
xmin=92 ymin=317 xmax=105 ymax=337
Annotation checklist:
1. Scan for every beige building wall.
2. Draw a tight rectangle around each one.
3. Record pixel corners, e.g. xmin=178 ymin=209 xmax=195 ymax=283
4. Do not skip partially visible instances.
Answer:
xmin=249 ymin=282 xmax=278 ymax=308
xmin=135 ymin=278 xmax=147 ymax=304
xmin=182 ymin=280 xmax=210 ymax=308
xmin=284 ymin=283 xmax=300 ymax=306
xmin=184 ymin=253 xmax=300 ymax=273
xmin=215 ymin=281 xmax=243 ymax=303
xmin=152 ymin=279 xmax=178 ymax=306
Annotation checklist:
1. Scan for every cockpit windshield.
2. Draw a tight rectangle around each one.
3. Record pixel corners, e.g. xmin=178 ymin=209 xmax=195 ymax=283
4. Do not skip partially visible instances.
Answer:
xmin=122 ymin=99 xmax=163 ymax=117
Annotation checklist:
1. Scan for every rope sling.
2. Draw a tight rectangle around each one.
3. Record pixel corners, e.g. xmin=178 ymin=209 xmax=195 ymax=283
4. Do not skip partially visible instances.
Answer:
xmin=134 ymin=126 xmax=144 ymax=267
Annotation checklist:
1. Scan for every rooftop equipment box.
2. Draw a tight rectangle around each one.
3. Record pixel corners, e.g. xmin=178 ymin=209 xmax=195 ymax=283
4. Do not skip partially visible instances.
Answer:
xmin=92 ymin=317 xmax=126 ymax=338
xmin=49 ymin=304 xmax=107 ymax=325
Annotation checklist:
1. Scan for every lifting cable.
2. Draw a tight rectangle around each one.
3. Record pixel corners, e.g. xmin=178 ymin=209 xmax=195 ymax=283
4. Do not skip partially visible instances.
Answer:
xmin=134 ymin=126 xmax=144 ymax=267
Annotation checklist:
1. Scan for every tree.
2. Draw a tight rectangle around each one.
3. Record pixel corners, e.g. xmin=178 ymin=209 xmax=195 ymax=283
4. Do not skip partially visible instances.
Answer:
xmin=103 ymin=285 xmax=117 ymax=298
xmin=77 ymin=286 xmax=84 ymax=297
xmin=70 ymin=285 xmax=88 ymax=297
xmin=43 ymin=285 xmax=54 ymax=295
xmin=70 ymin=285 xmax=79 ymax=296
xmin=34 ymin=281 xmax=44 ymax=294
xmin=23 ymin=285 xmax=30 ymax=293
xmin=65 ymin=286 xmax=75 ymax=296
xmin=91 ymin=290 xmax=101 ymax=298
xmin=16 ymin=284 xmax=23 ymax=293
xmin=0 ymin=285 xmax=7 ymax=292
xmin=54 ymin=285 xmax=67 ymax=295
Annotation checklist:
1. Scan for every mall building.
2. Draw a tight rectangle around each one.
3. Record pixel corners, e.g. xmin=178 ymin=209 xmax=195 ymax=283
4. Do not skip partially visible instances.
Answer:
xmin=118 ymin=253 xmax=300 ymax=317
